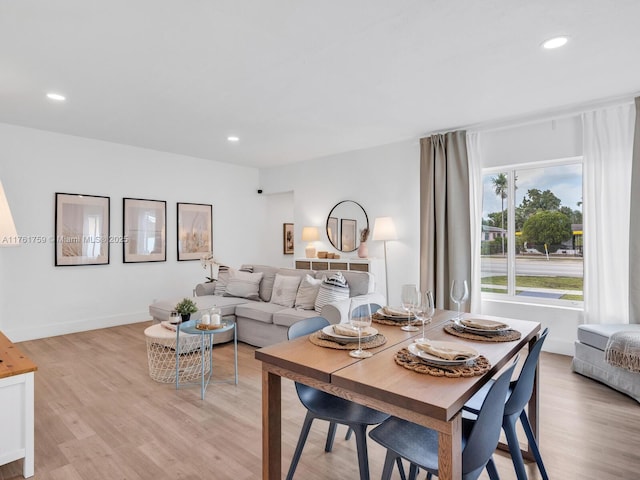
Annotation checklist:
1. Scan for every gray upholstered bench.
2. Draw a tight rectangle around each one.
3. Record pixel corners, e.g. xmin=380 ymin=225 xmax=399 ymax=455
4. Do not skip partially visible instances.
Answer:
xmin=572 ymin=324 xmax=640 ymax=403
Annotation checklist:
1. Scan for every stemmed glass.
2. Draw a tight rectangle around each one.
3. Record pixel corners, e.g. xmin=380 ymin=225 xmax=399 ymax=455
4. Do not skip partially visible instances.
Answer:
xmin=414 ymin=290 xmax=435 ymax=341
xmin=400 ymin=284 xmax=419 ymax=332
xmin=450 ymin=280 xmax=469 ymax=320
xmin=349 ymin=303 xmax=373 ymax=358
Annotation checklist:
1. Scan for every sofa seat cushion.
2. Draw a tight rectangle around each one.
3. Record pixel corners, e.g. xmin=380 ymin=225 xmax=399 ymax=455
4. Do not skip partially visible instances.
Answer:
xmin=273 ymin=308 xmax=320 ymax=328
xmin=235 ymin=302 xmax=286 ymax=324
xmin=578 ymin=324 xmax=640 ymax=351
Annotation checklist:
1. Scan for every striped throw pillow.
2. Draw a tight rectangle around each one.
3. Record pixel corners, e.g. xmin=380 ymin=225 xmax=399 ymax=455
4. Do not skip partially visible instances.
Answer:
xmin=314 ymin=272 xmax=350 ymax=313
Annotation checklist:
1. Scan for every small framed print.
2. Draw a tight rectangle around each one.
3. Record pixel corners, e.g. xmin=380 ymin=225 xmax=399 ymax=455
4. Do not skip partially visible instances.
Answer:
xmin=55 ymin=193 xmax=110 ymax=266
xmin=123 ymin=198 xmax=166 ymax=263
xmin=177 ymin=202 xmax=212 ymax=261
xmin=341 ymin=218 xmax=357 ymax=252
xmin=283 ymin=223 xmax=294 ymax=254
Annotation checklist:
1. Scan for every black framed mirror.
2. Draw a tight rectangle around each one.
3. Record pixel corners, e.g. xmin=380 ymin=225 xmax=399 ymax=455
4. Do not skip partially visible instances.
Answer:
xmin=326 ymin=200 xmax=369 ymax=252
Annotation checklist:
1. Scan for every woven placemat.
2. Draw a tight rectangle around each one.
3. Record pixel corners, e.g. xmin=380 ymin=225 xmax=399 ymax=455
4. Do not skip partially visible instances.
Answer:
xmin=372 ymin=313 xmax=412 ymax=326
xmin=394 ymin=348 xmax=491 ymax=377
xmin=444 ymin=324 xmax=521 ymax=342
xmin=309 ymin=331 xmax=387 ymax=350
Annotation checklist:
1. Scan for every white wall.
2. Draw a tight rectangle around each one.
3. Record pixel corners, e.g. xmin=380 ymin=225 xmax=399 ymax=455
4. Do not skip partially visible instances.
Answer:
xmin=259 ymin=190 xmax=295 ymax=268
xmin=260 ymin=139 xmax=421 ymax=307
xmin=0 ymin=123 xmax=264 ymax=341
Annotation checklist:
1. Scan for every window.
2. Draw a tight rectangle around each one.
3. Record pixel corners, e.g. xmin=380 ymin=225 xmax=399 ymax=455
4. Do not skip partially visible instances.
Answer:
xmin=481 ymin=158 xmax=583 ymax=306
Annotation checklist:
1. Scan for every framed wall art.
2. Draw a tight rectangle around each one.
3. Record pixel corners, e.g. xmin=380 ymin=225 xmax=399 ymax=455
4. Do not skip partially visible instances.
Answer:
xmin=123 ymin=198 xmax=166 ymax=263
xmin=283 ymin=223 xmax=294 ymax=254
xmin=327 ymin=216 xmax=338 ymax=249
xmin=177 ymin=202 xmax=212 ymax=261
xmin=55 ymin=192 xmax=110 ymax=266
xmin=341 ymin=218 xmax=357 ymax=252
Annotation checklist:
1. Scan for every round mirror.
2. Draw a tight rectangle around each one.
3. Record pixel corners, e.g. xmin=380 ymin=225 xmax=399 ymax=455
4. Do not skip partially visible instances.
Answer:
xmin=326 ymin=200 xmax=369 ymax=252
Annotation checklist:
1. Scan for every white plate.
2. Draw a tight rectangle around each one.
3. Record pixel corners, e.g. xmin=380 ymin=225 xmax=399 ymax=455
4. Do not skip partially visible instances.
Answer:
xmin=408 ymin=341 xmax=479 ymax=365
xmin=454 ymin=319 xmax=510 ymax=334
xmin=375 ymin=307 xmax=410 ymax=319
xmin=322 ymin=325 xmax=378 ymax=342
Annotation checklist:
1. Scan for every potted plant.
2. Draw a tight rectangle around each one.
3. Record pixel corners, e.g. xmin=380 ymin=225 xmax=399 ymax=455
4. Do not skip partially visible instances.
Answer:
xmin=175 ymin=297 xmax=198 ymax=322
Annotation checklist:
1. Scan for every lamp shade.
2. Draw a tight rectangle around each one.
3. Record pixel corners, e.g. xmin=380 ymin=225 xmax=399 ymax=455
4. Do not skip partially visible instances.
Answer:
xmin=301 ymin=226 xmax=320 ymax=242
xmin=0 ymin=179 xmax=18 ymax=247
xmin=372 ymin=217 xmax=397 ymax=241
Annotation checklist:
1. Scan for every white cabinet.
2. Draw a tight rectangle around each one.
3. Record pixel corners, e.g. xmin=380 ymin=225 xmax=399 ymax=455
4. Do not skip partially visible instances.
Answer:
xmin=294 ymin=257 xmax=387 ymax=301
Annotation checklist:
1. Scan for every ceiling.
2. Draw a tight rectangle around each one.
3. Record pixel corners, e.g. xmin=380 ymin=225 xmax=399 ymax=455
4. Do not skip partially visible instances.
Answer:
xmin=1 ymin=0 xmax=640 ymax=169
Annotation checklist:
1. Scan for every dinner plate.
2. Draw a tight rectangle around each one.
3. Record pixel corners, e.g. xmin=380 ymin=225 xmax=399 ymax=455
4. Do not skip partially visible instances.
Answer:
xmin=322 ymin=325 xmax=378 ymax=342
xmin=408 ymin=342 xmax=479 ymax=366
xmin=454 ymin=319 xmax=510 ymax=334
xmin=375 ymin=307 xmax=410 ymax=319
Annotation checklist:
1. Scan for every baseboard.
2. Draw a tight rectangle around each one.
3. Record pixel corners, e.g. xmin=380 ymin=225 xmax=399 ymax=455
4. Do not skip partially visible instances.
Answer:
xmin=4 ymin=312 xmax=151 ymax=342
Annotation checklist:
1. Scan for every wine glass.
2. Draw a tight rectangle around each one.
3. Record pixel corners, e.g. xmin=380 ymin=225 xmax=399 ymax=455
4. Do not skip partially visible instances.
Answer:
xmin=450 ymin=280 xmax=469 ymax=320
xmin=400 ymin=284 xmax=419 ymax=332
xmin=349 ymin=303 xmax=373 ymax=358
xmin=415 ymin=290 xmax=435 ymax=341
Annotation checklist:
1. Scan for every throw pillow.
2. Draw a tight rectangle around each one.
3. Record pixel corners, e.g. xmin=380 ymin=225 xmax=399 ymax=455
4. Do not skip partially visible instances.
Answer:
xmin=270 ymin=274 xmax=302 ymax=308
xmin=295 ymin=274 xmax=323 ymax=310
xmin=314 ymin=271 xmax=350 ymax=313
xmin=224 ymin=270 xmax=264 ymax=301
xmin=213 ymin=266 xmax=231 ymax=296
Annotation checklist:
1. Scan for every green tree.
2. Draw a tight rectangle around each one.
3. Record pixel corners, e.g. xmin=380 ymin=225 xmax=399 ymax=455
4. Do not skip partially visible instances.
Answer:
xmin=522 ymin=211 xmax=572 ymax=252
xmin=515 ymin=188 xmax=563 ymax=229
xmin=492 ymin=173 xmax=508 ymax=254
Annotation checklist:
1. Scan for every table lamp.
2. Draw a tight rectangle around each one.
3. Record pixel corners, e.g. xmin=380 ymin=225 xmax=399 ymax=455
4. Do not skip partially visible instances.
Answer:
xmin=372 ymin=216 xmax=397 ymax=304
xmin=301 ymin=226 xmax=320 ymax=258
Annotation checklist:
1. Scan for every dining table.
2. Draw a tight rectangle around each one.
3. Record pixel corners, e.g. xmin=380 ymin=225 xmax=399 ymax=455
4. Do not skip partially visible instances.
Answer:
xmin=255 ymin=309 xmax=541 ymax=480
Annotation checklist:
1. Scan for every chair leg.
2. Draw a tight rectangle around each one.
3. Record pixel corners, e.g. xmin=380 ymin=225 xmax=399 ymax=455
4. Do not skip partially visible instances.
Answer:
xmin=407 ymin=463 xmax=419 ymax=480
xmin=286 ymin=412 xmax=315 ymax=480
xmin=395 ymin=457 xmax=407 ymax=480
xmin=380 ymin=450 xmax=398 ymax=480
xmin=502 ymin=415 xmax=528 ymax=480
xmin=520 ymin=411 xmax=549 ymax=480
xmin=351 ymin=424 xmax=371 ymax=480
xmin=486 ymin=457 xmax=500 ymax=480
xmin=345 ymin=426 xmax=353 ymax=440
xmin=325 ymin=422 xmax=338 ymax=452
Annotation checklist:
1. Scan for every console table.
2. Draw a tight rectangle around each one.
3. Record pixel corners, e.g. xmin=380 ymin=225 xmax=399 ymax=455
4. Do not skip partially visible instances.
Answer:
xmin=0 ymin=331 xmax=36 ymax=478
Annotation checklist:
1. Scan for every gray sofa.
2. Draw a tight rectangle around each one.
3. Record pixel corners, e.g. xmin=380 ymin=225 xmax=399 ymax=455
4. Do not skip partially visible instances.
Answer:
xmin=149 ymin=264 xmax=384 ymax=347
xmin=572 ymin=323 xmax=640 ymax=403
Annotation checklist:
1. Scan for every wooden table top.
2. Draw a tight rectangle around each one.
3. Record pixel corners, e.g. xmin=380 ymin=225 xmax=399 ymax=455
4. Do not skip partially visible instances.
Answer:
xmin=0 ymin=331 xmax=37 ymax=379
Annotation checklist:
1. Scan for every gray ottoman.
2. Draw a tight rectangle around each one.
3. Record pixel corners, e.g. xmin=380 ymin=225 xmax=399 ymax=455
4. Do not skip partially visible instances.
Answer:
xmin=572 ymin=323 xmax=640 ymax=402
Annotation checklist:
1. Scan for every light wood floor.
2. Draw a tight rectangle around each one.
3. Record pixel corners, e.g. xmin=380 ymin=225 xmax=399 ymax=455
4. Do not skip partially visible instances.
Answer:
xmin=1 ymin=321 xmax=639 ymax=480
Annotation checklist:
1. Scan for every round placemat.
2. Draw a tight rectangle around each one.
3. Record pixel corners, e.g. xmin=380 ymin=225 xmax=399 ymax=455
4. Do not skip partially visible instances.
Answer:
xmin=444 ymin=324 xmax=521 ymax=342
xmin=372 ymin=313 xmax=412 ymax=326
xmin=394 ymin=348 xmax=491 ymax=377
xmin=309 ymin=331 xmax=387 ymax=350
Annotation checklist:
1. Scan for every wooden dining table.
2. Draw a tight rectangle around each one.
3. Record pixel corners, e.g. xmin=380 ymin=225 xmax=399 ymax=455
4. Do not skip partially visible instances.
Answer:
xmin=255 ymin=310 xmax=541 ymax=480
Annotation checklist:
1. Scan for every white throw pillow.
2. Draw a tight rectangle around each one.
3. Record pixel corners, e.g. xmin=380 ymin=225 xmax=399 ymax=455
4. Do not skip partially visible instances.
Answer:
xmin=314 ymin=272 xmax=350 ymax=313
xmin=294 ymin=274 xmax=322 ymax=310
xmin=270 ymin=274 xmax=302 ymax=308
xmin=224 ymin=270 xmax=264 ymax=301
xmin=213 ymin=266 xmax=231 ymax=295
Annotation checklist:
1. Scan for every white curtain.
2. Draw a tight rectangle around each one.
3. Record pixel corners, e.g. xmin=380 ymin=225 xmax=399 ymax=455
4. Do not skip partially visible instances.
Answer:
xmin=466 ymin=132 xmax=483 ymax=313
xmin=583 ymin=103 xmax=635 ymax=324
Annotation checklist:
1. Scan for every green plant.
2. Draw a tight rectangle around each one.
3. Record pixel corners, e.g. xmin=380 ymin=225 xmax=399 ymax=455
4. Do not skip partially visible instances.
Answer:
xmin=175 ymin=297 xmax=198 ymax=315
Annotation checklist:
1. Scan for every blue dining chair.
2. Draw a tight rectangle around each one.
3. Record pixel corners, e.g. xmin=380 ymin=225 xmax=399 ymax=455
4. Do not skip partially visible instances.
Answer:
xmin=286 ymin=315 xmax=389 ymax=480
xmin=368 ymin=355 xmax=519 ymax=480
xmin=463 ymin=328 xmax=549 ymax=480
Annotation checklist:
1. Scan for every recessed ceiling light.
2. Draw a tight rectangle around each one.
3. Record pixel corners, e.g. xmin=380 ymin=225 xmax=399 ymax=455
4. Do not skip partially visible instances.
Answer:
xmin=46 ymin=92 xmax=66 ymax=101
xmin=227 ymin=136 xmax=239 ymax=142
xmin=542 ymin=36 xmax=569 ymax=50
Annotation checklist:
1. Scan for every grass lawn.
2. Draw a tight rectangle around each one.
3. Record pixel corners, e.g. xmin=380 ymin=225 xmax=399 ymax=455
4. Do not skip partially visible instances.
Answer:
xmin=481 ymin=275 xmax=583 ymax=301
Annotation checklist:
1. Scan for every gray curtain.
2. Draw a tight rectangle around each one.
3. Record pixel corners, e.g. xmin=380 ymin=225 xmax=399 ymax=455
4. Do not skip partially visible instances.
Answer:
xmin=630 ymin=97 xmax=640 ymax=323
xmin=419 ymin=131 xmax=471 ymax=310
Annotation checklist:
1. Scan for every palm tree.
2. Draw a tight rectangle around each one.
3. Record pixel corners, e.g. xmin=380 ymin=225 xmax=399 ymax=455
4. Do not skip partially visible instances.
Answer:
xmin=492 ymin=173 xmax=507 ymax=255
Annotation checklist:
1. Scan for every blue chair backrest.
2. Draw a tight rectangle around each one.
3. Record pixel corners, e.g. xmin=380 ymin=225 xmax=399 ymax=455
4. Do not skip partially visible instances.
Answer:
xmin=504 ymin=328 xmax=548 ymax=416
xmin=351 ymin=303 xmax=382 ymax=318
xmin=288 ymin=316 xmax=330 ymax=340
xmin=463 ymin=355 xmax=519 ymax=475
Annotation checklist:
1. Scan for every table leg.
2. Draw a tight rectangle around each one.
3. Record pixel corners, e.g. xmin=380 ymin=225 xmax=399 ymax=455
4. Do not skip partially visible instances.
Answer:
xmin=23 ymin=372 xmax=34 ymax=478
xmin=234 ymin=324 xmax=238 ymax=384
xmin=262 ymin=368 xmax=281 ymax=480
xmin=524 ymin=334 xmax=540 ymax=462
xmin=437 ymin=412 xmax=462 ymax=480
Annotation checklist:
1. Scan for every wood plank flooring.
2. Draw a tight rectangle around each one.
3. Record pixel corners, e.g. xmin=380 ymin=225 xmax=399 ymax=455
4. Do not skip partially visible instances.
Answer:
xmin=1 ymin=321 xmax=639 ymax=480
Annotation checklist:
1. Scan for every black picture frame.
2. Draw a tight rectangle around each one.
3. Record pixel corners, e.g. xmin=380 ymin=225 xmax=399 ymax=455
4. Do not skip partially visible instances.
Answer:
xmin=123 ymin=198 xmax=167 ymax=263
xmin=177 ymin=202 xmax=212 ymax=261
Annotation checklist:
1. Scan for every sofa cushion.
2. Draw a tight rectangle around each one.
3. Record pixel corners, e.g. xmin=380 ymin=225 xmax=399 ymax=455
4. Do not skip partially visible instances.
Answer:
xmin=242 ymin=264 xmax=279 ymax=302
xmin=578 ymin=324 xmax=640 ymax=351
xmin=315 ymin=271 xmax=350 ymax=313
xmin=273 ymin=308 xmax=320 ymax=328
xmin=213 ymin=266 xmax=231 ymax=295
xmin=224 ymin=270 xmax=264 ymax=301
xmin=295 ymin=274 xmax=322 ymax=310
xmin=270 ymin=273 xmax=301 ymax=308
xmin=235 ymin=302 xmax=285 ymax=324
xmin=149 ymin=295 xmax=250 ymax=321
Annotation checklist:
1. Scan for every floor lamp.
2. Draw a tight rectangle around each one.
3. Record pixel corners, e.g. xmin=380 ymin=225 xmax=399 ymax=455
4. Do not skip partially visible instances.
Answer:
xmin=372 ymin=217 xmax=397 ymax=305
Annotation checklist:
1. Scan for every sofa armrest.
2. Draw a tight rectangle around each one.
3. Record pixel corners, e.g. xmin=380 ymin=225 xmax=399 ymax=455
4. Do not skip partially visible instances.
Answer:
xmin=320 ymin=293 xmax=386 ymax=325
xmin=194 ymin=282 xmax=216 ymax=296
